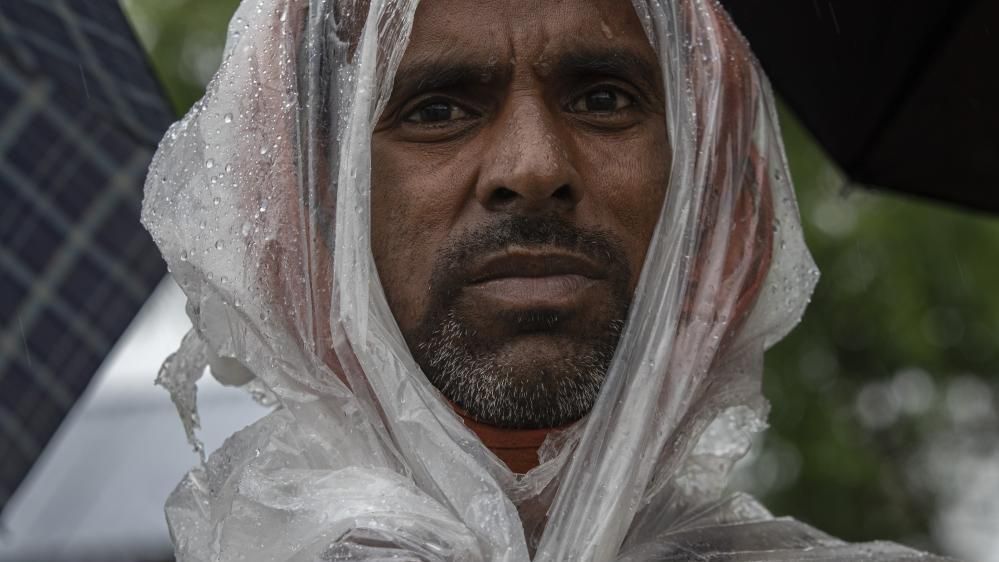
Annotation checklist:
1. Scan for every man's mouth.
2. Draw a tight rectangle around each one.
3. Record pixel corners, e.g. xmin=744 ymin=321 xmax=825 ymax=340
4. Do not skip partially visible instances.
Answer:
xmin=464 ymin=248 xmax=607 ymax=310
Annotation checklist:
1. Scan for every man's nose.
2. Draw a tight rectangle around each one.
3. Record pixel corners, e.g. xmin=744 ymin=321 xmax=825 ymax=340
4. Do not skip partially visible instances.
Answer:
xmin=475 ymin=97 xmax=582 ymax=213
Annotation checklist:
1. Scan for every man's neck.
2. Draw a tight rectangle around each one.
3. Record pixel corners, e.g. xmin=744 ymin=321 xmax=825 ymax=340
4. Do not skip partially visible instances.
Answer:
xmin=456 ymin=412 xmax=552 ymax=474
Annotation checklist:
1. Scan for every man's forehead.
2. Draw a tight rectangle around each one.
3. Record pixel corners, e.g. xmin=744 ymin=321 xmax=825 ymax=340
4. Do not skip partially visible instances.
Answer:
xmin=401 ymin=0 xmax=653 ymax=67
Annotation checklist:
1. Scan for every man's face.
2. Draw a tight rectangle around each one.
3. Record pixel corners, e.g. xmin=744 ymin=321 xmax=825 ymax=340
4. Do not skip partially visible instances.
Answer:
xmin=371 ymin=0 xmax=669 ymax=428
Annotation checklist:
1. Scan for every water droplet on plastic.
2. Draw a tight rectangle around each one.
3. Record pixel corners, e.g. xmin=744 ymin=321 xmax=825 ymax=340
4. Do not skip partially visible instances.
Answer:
xmin=213 ymin=196 xmax=221 ymax=206
xmin=180 ymin=250 xmax=188 ymax=262
xmin=215 ymin=240 xmax=224 ymax=250
xmin=225 ymin=163 xmax=234 ymax=174
xmin=241 ymin=222 xmax=252 ymax=236
xmin=600 ymin=20 xmax=615 ymax=39
xmin=223 ymin=113 xmax=233 ymax=124
xmin=259 ymin=145 xmax=269 ymax=155
xmin=205 ymin=159 xmax=215 ymax=169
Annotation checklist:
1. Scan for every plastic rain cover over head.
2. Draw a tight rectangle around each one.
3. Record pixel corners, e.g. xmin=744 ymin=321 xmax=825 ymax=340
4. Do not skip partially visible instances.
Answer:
xmin=142 ymin=0 xmax=955 ymax=560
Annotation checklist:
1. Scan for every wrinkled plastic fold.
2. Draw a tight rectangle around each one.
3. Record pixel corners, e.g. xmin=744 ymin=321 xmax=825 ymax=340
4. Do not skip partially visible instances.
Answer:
xmin=141 ymin=0 xmax=954 ymax=560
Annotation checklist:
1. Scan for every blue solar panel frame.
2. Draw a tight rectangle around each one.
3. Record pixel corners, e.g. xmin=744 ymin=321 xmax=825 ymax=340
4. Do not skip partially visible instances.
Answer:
xmin=0 ymin=0 xmax=173 ymax=513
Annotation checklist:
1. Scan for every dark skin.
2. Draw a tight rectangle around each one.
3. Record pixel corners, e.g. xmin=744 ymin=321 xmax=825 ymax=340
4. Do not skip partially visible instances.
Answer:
xmin=370 ymin=0 xmax=670 ymax=471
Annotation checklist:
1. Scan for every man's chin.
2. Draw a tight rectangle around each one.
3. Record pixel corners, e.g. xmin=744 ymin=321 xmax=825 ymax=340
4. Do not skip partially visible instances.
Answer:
xmin=489 ymin=333 xmax=599 ymax=376
xmin=415 ymin=327 xmax=617 ymax=428
xmin=410 ymin=293 xmax=627 ymax=427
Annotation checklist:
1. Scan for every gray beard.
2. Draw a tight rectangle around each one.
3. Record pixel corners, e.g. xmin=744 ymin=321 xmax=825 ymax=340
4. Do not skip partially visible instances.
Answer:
xmin=416 ymin=310 xmax=624 ymax=428
xmin=403 ymin=213 xmax=632 ymax=429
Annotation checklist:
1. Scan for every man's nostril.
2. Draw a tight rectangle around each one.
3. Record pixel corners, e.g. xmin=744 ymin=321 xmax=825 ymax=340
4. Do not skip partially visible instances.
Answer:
xmin=553 ymin=185 xmax=573 ymax=201
xmin=493 ymin=187 xmax=518 ymax=202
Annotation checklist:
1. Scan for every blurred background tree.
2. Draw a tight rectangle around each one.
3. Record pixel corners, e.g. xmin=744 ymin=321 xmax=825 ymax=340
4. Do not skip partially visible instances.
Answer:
xmin=736 ymin=113 xmax=999 ymax=556
xmin=120 ymin=1 xmax=999 ymax=559
xmin=122 ymin=0 xmax=241 ymax=114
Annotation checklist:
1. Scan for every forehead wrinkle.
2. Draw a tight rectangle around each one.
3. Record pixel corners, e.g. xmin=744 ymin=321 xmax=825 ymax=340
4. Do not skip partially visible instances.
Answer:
xmin=400 ymin=0 xmax=655 ymax=88
xmin=401 ymin=0 xmax=514 ymax=69
xmin=391 ymin=21 xmax=514 ymax=98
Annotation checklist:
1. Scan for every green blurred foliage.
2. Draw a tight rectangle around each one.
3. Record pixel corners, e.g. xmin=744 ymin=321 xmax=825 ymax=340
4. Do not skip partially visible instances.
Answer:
xmin=121 ymin=0 xmax=241 ymax=114
xmin=753 ymin=111 xmax=999 ymax=552
xmin=122 ymin=0 xmax=999 ymax=556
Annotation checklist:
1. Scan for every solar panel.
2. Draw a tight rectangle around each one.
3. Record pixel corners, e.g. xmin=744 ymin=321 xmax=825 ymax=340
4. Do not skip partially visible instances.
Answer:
xmin=0 ymin=0 xmax=173 ymax=514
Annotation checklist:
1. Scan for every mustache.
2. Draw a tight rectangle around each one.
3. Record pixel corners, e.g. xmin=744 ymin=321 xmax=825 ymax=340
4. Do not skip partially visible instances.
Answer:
xmin=429 ymin=214 xmax=631 ymax=301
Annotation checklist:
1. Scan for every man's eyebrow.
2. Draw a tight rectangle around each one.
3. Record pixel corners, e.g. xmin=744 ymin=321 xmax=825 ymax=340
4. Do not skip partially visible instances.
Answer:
xmin=550 ymin=48 xmax=661 ymax=93
xmin=389 ymin=60 xmax=510 ymax=100
xmin=387 ymin=48 xmax=662 ymax=102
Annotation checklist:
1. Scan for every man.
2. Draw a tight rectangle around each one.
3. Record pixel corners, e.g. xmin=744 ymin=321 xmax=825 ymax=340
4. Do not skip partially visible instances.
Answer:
xmin=143 ymin=0 xmax=955 ymax=560
xmin=369 ymin=0 xmax=672 ymax=473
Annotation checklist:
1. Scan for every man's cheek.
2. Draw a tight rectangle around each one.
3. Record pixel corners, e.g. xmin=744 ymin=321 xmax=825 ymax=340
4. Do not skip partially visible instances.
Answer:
xmin=384 ymin=234 xmax=436 ymax=334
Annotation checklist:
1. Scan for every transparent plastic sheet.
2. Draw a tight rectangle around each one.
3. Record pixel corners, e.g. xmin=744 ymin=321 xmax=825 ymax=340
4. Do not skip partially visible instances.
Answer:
xmin=141 ymin=0 xmax=955 ymax=560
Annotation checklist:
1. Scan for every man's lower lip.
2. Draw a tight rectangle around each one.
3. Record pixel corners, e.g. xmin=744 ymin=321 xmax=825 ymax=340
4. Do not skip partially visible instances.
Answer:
xmin=465 ymin=274 xmax=598 ymax=308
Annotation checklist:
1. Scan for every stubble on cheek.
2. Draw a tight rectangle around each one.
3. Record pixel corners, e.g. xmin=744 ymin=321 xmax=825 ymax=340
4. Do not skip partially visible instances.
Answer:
xmin=371 ymin=205 xmax=425 ymax=337
xmin=369 ymin=164 xmax=456 ymax=343
xmin=370 ymin=135 xmax=478 ymax=339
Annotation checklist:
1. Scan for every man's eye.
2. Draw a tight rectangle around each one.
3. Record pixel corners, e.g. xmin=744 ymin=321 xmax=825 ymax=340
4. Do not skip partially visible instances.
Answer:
xmin=404 ymin=101 xmax=470 ymax=124
xmin=571 ymin=88 xmax=634 ymax=113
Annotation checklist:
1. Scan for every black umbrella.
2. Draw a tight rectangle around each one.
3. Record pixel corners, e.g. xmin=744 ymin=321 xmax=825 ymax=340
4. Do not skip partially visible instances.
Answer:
xmin=720 ymin=0 xmax=999 ymax=214
xmin=0 ymin=0 xmax=172 ymax=515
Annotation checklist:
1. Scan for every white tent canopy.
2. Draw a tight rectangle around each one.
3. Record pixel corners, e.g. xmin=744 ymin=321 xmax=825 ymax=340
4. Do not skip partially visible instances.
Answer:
xmin=0 ymin=278 xmax=267 ymax=561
